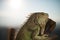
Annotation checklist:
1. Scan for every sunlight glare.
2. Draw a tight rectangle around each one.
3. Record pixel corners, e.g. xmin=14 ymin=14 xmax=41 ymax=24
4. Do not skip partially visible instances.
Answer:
xmin=9 ymin=0 xmax=24 ymax=9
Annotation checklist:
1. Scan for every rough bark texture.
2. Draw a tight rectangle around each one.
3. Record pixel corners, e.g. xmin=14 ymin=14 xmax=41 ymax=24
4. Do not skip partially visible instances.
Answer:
xmin=8 ymin=28 xmax=16 ymax=40
xmin=44 ymin=18 xmax=56 ymax=34
xmin=45 ymin=18 xmax=57 ymax=40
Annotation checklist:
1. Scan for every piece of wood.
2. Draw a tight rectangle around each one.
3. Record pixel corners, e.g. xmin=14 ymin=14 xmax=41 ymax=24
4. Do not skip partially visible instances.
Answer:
xmin=8 ymin=28 xmax=16 ymax=40
xmin=44 ymin=18 xmax=56 ymax=34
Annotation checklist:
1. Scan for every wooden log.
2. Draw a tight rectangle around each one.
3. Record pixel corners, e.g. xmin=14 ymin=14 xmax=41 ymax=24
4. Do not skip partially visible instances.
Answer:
xmin=8 ymin=28 xmax=16 ymax=40
xmin=44 ymin=18 xmax=56 ymax=34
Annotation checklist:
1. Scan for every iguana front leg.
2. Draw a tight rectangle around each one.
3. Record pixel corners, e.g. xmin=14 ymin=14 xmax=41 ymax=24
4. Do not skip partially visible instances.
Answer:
xmin=32 ymin=26 xmax=42 ymax=40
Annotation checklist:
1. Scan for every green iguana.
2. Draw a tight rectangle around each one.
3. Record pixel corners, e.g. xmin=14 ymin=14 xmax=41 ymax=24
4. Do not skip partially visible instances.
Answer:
xmin=16 ymin=12 xmax=49 ymax=40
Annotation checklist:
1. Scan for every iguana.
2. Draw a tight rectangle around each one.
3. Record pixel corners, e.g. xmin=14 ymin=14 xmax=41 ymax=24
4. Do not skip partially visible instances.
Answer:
xmin=16 ymin=12 xmax=49 ymax=40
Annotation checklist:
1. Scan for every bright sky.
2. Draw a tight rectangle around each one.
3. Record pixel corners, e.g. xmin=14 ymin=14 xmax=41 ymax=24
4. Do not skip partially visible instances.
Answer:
xmin=0 ymin=0 xmax=60 ymax=27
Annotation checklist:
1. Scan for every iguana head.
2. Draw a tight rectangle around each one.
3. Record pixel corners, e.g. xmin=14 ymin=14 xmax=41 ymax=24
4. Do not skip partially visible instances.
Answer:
xmin=35 ymin=12 xmax=49 ymax=35
xmin=28 ymin=12 xmax=49 ymax=26
xmin=36 ymin=12 xmax=49 ymax=26
xmin=31 ymin=12 xmax=48 ymax=25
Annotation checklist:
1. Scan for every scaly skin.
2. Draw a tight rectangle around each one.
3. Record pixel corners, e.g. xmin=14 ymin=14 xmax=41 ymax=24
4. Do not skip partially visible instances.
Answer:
xmin=16 ymin=12 xmax=49 ymax=40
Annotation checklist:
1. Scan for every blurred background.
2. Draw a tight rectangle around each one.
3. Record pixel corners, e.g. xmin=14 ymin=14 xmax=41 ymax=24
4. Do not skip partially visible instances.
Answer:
xmin=0 ymin=0 xmax=60 ymax=40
